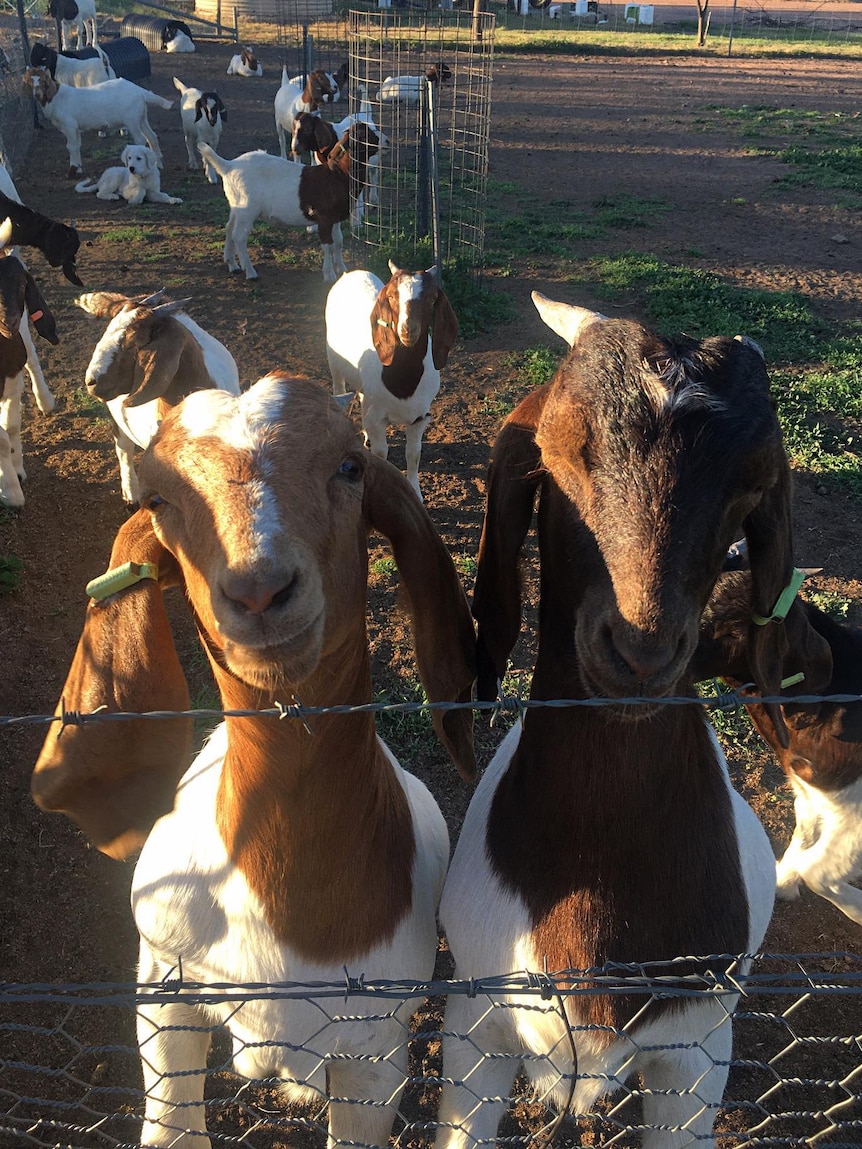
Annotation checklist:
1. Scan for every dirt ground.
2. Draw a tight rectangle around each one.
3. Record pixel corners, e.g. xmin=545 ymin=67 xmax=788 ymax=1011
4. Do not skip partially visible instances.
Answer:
xmin=1 ymin=30 xmax=861 ymax=1146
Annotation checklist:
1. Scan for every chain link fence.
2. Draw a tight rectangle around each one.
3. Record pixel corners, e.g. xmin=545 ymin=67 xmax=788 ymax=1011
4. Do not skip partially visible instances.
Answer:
xmin=1 ymin=956 xmax=861 ymax=1147
xmin=0 ymin=14 xmax=34 ymax=178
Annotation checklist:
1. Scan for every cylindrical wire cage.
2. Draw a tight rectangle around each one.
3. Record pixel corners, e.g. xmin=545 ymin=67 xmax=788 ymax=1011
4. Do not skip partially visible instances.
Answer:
xmin=274 ymin=6 xmax=495 ymax=280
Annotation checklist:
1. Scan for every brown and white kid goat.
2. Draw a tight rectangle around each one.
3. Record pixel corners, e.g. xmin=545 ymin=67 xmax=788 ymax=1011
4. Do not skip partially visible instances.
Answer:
xmin=32 ymin=374 xmax=476 ymax=1147
xmin=436 ymin=292 xmax=795 ymax=1148
xmin=695 ymin=568 xmax=862 ymax=927
xmin=325 ymin=263 xmax=459 ymax=501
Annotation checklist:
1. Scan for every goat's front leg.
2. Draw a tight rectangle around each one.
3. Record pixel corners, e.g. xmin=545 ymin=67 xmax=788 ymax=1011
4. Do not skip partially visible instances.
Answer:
xmin=0 ymin=372 xmax=26 ymax=483
xmin=184 ymin=134 xmax=199 ymax=170
xmin=327 ymin=1046 xmax=406 ymax=1149
xmin=403 ymin=414 xmax=429 ymax=502
xmin=361 ymin=412 xmax=389 ymax=463
xmin=137 ymin=999 xmax=212 ymax=1148
xmin=21 ymin=322 xmax=55 ymax=414
xmin=64 ymin=127 xmax=84 ymax=177
xmin=225 ymin=211 xmax=257 ymax=279
xmin=113 ymin=424 xmax=141 ymax=508
xmin=0 ymin=426 xmax=24 ymax=507
xmin=319 ymin=222 xmax=346 ymax=284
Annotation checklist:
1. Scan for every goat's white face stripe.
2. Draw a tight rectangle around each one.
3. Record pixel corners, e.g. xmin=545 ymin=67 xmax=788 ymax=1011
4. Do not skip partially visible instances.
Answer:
xmin=85 ymin=306 xmax=141 ymax=385
xmin=396 ymin=274 xmax=426 ymax=343
xmin=179 ymin=380 xmax=292 ymax=562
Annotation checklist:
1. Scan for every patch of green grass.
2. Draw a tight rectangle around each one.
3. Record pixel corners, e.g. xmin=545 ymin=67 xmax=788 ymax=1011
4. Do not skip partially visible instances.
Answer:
xmin=697 ymin=679 xmax=757 ymax=751
xmin=0 ymin=554 xmax=23 ymax=593
xmin=777 ymin=142 xmax=862 ymax=194
xmin=481 ymin=346 xmax=561 ymax=420
xmin=710 ymin=105 xmax=857 ymax=141
xmin=101 ymin=226 xmax=157 ymax=245
xmin=453 ymin=553 xmax=478 ymax=579
xmin=568 ymin=252 xmax=826 ymax=363
xmin=592 ymin=195 xmax=669 ymax=230
xmin=69 ymin=388 xmax=109 ymax=420
xmin=373 ymin=680 xmax=435 ymax=755
xmin=804 ymin=589 xmax=853 ymax=621
xmin=371 ymin=556 xmax=396 ymax=577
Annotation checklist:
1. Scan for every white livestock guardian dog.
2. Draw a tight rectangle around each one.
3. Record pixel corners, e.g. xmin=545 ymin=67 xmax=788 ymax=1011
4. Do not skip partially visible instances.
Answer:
xmin=75 ymin=145 xmax=182 ymax=204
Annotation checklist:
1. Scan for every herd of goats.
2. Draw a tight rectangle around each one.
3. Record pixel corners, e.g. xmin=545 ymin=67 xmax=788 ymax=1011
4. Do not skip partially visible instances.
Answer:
xmin=2 ymin=16 xmax=861 ymax=1149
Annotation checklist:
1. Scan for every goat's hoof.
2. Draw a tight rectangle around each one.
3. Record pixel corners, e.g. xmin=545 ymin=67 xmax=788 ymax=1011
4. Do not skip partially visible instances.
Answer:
xmin=67 ymin=166 xmax=83 ymax=179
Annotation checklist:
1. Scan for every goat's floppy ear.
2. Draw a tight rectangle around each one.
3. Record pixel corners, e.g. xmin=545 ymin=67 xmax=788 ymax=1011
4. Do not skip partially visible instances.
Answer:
xmin=31 ymin=510 xmax=192 ymax=860
xmin=363 ymin=456 xmax=477 ymax=782
xmin=24 ymin=273 xmax=59 ymax=345
xmin=126 ymin=322 xmax=185 ymax=407
xmin=370 ymin=281 xmax=399 ymax=366
xmin=76 ymin=291 xmax=132 ymax=319
xmin=473 ymin=386 xmax=549 ymax=701
xmin=743 ymin=443 xmax=795 ymax=749
xmin=194 ymin=97 xmax=204 ymax=122
xmin=431 ymin=289 xmax=459 ymax=369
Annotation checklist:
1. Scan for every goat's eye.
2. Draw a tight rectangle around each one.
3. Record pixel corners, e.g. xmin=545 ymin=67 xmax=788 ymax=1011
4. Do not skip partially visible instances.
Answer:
xmin=144 ymin=493 xmax=167 ymax=511
xmin=337 ymin=458 xmax=361 ymax=481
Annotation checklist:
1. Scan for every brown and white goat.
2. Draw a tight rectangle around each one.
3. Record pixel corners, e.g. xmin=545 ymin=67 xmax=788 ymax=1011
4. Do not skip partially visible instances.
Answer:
xmin=695 ymin=568 xmax=862 ymax=927
xmin=436 ymin=292 xmax=795 ymax=1148
xmin=201 ymin=123 xmax=382 ymax=282
xmin=0 ymin=243 xmax=60 ymax=507
xmin=77 ymin=290 xmax=240 ymax=505
xmin=325 ymin=263 xmax=459 ymax=501
xmin=32 ymin=374 xmax=476 ymax=1147
xmin=226 ymin=46 xmax=262 ymax=77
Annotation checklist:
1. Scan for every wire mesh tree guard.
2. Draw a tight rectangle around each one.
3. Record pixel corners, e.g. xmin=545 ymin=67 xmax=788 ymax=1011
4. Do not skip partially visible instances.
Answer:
xmin=275 ymin=6 xmax=495 ymax=280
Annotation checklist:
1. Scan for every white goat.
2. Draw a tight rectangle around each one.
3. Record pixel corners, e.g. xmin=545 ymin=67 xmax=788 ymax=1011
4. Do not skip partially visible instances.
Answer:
xmin=435 ymin=293 xmax=790 ymax=1148
xmin=226 ymin=46 xmax=262 ymax=77
xmin=77 ymin=291 xmax=240 ymax=505
xmin=325 ymin=263 xmax=458 ymax=501
xmin=173 ymin=78 xmax=227 ymax=179
xmin=378 ymin=62 xmax=452 ymax=103
xmin=47 ymin=0 xmax=98 ymax=51
xmin=32 ymin=374 xmax=476 ymax=1148
xmin=274 ymin=65 xmax=334 ymax=159
xmin=29 ymin=42 xmax=115 ymax=87
xmin=24 ymin=68 xmax=173 ymax=177
xmin=201 ymin=124 xmax=381 ymax=283
xmin=0 ymin=163 xmax=58 ymax=424
xmin=0 ymin=232 xmax=60 ymax=507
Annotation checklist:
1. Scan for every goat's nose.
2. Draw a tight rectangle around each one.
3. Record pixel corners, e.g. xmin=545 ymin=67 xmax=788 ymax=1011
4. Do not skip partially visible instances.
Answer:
xmin=611 ymin=630 xmax=681 ymax=684
xmin=221 ymin=572 xmax=297 ymax=615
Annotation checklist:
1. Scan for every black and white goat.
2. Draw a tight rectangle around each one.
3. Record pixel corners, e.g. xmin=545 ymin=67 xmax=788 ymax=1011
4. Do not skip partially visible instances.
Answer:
xmin=436 ymin=292 xmax=793 ymax=1146
xmin=30 ymin=41 xmax=114 ymax=86
xmin=47 ymin=0 xmax=97 ymax=51
xmin=325 ymin=263 xmax=458 ymax=500
xmin=77 ymin=290 xmax=240 ymax=505
xmin=172 ymin=78 xmax=227 ymax=180
xmin=161 ymin=20 xmax=195 ymax=53
xmin=695 ymin=567 xmax=862 ymax=927
xmin=201 ymin=122 xmax=382 ymax=283
xmin=0 ymin=231 xmax=60 ymax=507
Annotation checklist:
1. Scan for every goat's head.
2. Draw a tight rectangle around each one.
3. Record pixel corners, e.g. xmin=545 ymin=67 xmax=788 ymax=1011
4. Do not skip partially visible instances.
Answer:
xmin=306 ymin=69 xmax=336 ymax=107
xmin=240 ymin=47 xmax=259 ymax=72
xmin=83 ymin=296 xmax=206 ymax=407
xmin=29 ymin=43 xmax=56 ymax=75
xmin=426 ymin=62 xmax=453 ymax=85
xmin=371 ymin=262 xmax=459 ymax=369
xmin=696 ymin=568 xmax=862 ymax=788
xmin=332 ymin=61 xmax=349 ymax=93
xmin=195 ymin=92 xmax=226 ymax=126
xmin=42 ymin=217 xmax=82 ymax=286
xmin=0 ymin=249 xmax=59 ymax=345
xmin=23 ymin=67 xmax=59 ymax=107
xmin=290 ymin=111 xmax=335 ymax=160
xmin=47 ymin=0 xmax=77 ymax=19
xmin=33 ymin=375 xmax=476 ymax=856
xmin=473 ymin=292 xmax=794 ymax=743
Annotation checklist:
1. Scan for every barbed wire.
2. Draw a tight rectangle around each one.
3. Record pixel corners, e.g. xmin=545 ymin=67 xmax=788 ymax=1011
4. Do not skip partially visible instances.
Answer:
xmin=1 ymin=687 xmax=860 ymax=732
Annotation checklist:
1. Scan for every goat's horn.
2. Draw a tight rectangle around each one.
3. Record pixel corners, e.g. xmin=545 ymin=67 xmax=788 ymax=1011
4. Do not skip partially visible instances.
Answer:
xmin=151 ymin=298 xmax=193 ymax=316
xmin=531 ymin=291 xmax=606 ymax=348
xmin=0 ymin=217 xmax=12 ymax=250
xmin=734 ymin=334 xmax=765 ymax=360
xmin=136 ymin=288 xmax=167 ymax=307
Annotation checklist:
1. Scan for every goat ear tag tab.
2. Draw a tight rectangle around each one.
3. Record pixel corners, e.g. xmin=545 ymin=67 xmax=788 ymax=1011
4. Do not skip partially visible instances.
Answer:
xmin=86 ymin=561 xmax=158 ymax=602
xmin=751 ymin=567 xmax=806 ymax=626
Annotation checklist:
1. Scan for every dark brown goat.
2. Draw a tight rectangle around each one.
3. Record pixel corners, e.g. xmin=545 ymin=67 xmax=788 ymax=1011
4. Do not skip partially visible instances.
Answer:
xmin=435 ymin=292 xmax=795 ymax=1149
xmin=695 ymin=568 xmax=862 ymax=925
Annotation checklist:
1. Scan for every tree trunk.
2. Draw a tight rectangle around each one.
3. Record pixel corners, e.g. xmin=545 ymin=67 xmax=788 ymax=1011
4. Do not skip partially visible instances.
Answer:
xmin=696 ymin=0 xmax=710 ymax=45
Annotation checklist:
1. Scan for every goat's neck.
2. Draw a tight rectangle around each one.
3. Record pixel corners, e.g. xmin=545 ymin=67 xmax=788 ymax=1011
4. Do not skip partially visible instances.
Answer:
xmin=381 ymin=339 xmax=428 ymax=399
xmin=207 ymin=628 xmax=417 ymax=962
xmin=485 ymin=570 xmax=749 ymax=1028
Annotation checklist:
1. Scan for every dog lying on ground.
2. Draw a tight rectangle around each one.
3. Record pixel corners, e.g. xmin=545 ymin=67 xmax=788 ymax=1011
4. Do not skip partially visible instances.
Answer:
xmin=74 ymin=144 xmax=182 ymax=204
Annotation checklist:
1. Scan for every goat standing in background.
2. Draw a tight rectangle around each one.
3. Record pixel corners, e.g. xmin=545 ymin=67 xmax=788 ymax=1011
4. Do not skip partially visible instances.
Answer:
xmin=173 ymin=78 xmax=227 ymax=179
xmin=47 ymin=0 xmax=97 ymax=50
xmin=436 ymin=292 xmax=792 ymax=1148
xmin=32 ymin=375 xmax=476 ymax=1147
xmin=0 ymin=233 xmax=60 ymax=507
xmin=76 ymin=290 xmax=239 ymax=506
xmin=325 ymin=263 xmax=458 ymax=501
